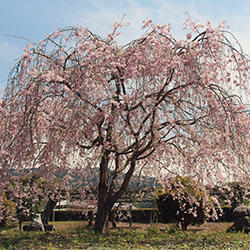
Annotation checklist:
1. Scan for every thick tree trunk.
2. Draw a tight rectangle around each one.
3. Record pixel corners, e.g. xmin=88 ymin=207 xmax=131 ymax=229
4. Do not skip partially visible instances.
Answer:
xmin=94 ymin=151 xmax=111 ymax=233
xmin=94 ymin=204 xmax=112 ymax=234
xmin=94 ymin=157 xmax=136 ymax=233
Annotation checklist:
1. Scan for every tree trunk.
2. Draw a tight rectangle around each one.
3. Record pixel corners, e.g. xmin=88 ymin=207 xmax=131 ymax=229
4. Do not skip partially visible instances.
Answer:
xmin=94 ymin=151 xmax=111 ymax=233
xmin=94 ymin=157 xmax=136 ymax=233
xmin=94 ymin=205 xmax=111 ymax=234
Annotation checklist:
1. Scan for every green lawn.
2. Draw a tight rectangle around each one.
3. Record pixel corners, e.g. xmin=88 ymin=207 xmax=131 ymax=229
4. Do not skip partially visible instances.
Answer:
xmin=0 ymin=221 xmax=249 ymax=249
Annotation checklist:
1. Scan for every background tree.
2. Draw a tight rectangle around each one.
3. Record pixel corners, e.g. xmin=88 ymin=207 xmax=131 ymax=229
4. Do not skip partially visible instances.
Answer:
xmin=155 ymin=176 xmax=219 ymax=230
xmin=209 ymin=182 xmax=249 ymax=221
xmin=4 ymin=173 xmax=45 ymax=230
xmin=210 ymin=182 xmax=248 ymax=208
xmin=0 ymin=17 xmax=249 ymax=233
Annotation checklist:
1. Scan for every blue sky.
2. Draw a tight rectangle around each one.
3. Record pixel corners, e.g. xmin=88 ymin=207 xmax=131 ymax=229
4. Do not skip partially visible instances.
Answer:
xmin=1 ymin=0 xmax=250 ymax=91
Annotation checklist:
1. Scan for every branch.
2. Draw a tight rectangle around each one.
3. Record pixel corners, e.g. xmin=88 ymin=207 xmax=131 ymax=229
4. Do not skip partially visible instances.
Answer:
xmin=77 ymin=137 xmax=100 ymax=149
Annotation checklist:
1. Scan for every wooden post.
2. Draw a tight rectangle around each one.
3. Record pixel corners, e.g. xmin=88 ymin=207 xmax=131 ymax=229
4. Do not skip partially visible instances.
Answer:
xmin=129 ymin=204 xmax=132 ymax=229
xmin=150 ymin=209 xmax=152 ymax=225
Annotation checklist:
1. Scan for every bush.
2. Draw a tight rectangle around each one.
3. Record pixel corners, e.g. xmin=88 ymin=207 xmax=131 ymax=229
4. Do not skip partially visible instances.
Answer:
xmin=131 ymin=208 xmax=157 ymax=223
xmin=208 ymin=182 xmax=249 ymax=221
xmin=155 ymin=176 xmax=215 ymax=230
xmin=0 ymin=192 xmax=15 ymax=227
xmin=4 ymin=173 xmax=46 ymax=230
xmin=53 ymin=210 xmax=86 ymax=221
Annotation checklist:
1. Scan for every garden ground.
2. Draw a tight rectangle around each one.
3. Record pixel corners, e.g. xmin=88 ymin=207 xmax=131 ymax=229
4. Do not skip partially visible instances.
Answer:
xmin=0 ymin=221 xmax=249 ymax=249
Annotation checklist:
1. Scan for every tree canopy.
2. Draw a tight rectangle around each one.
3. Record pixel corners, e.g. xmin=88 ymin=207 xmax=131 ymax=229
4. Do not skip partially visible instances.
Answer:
xmin=0 ymin=17 xmax=249 ymax=233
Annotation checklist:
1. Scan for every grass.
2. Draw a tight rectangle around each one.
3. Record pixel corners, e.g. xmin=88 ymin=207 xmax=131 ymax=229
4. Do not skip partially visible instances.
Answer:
xmin=0 ymin=221 xmax=249 ymax=249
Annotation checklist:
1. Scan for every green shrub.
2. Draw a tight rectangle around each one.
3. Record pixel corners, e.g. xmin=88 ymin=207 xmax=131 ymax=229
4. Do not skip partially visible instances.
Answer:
xmin=4 ymin=173 xmax=46 ymax=230
xmin=155 ymin=176 xmax=214 ymax=230
xmin=0 ymin=192 xmax=15 ymax=227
